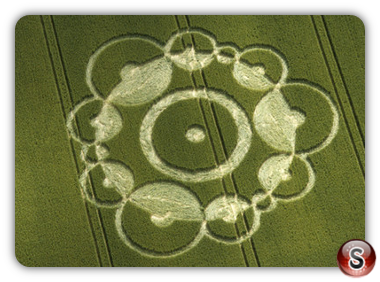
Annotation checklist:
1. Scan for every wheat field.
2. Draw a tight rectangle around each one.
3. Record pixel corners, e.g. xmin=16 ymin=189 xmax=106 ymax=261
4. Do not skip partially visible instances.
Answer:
xmin=15 ymin=15 xmax=364 ymax=266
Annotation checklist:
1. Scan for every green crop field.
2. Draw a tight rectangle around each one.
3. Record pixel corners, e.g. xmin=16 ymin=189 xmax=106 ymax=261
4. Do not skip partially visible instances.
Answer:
xmin=15 ymin=15 xmax=365 ymax=267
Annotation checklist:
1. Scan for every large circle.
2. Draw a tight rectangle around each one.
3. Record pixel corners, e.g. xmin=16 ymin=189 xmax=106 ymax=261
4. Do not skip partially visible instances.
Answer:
xmin=86 ymin=35 xmax=165 ymax=99
xmin=115 ymin=201 xmax=207 ymax=258
xmin=140 ymin=89 xmax=252 ymax=182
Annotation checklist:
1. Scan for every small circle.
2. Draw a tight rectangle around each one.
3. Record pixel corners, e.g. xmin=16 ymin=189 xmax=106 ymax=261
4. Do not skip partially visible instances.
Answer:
xmin=185 ymin=125 xmax=206 ymax=143
xmin=337 ymin=239 xmax=376 ymax=277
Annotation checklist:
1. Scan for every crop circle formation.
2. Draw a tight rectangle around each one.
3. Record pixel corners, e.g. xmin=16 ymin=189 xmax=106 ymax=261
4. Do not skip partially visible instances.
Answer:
xmin=66 ymin=28 xmax=339 ymax=258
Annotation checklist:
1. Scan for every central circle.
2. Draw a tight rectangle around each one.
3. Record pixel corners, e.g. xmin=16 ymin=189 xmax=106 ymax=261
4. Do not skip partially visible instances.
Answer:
xmin=140 ymin=89 xmax=252 ymax=183
xmin=185 ymin=125 xmax=205 ymax=143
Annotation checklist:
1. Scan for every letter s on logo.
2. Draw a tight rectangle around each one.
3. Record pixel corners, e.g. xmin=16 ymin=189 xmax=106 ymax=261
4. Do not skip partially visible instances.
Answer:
xmin=349 ymin=247 xmax=365 ymax=270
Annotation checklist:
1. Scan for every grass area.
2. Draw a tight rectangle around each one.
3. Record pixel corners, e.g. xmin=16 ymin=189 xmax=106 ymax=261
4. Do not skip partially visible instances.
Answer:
xmin=15 ymin=15 xmax=100 ymax=266
xmin=15 ymin=15 xmax=364 ymax=267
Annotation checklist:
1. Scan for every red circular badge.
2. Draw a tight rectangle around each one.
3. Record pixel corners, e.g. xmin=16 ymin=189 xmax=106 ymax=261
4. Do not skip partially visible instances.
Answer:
xmin=337 ymin=239 xmax=376 ymax=277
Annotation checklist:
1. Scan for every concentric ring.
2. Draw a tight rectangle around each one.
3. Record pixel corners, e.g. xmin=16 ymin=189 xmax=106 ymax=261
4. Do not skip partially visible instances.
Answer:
xmin=140 ymin=89 xmax=252 ymax=182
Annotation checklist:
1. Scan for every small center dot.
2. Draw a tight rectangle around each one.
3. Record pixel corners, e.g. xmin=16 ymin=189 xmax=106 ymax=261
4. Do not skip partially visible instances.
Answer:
xmin=185 ymin=125 xmax=206 ymax=143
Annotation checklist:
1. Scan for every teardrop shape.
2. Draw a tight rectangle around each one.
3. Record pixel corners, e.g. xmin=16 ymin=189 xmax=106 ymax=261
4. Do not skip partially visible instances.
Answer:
xmin=95 ymin=144 xmax=109 ymax=160
xmin=253 ymin=89 xmax=305 ymax=152
xmin=90 ymin=104 xmax=122 ymax=142
xmin=130 ymin=182 xmax=203 ymax=223
xmin=233 ymin=61 xmax=273 ymax=90
xmin=258 ymin=154 xmax=293 ymax=191
xmin=101 ymin=161 xmax=134 ymax=196
xmin=107 ymin=57 xmax=172 ymax=106
xmin=205 ymin=196 xmax=250 ymax=223
xmin=170 ymin=47 xmax=214 ymax=71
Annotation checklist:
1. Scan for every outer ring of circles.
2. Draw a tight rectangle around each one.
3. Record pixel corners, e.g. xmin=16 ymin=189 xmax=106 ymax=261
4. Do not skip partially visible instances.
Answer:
xmin=66 ymin=28 xmax=339 ymax=258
